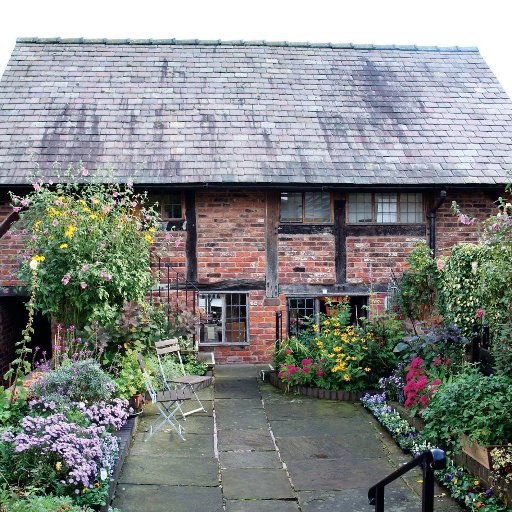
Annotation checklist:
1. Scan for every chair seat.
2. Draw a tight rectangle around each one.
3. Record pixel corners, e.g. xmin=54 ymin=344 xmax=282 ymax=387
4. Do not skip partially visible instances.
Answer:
xmin=155 ymin=388 xmax=191 ymax=401
xmin=171 ymin=375 xmax=212 ymax=386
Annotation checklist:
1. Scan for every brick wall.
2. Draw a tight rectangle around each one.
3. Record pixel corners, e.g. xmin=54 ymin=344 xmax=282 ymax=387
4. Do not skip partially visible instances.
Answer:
xmin=196 ymin=190 xmax=266 ymax=282
xmin=435 ymin=190 xmax=497 ymax=256
xmin=0 ymin=195 xmax=24 ymax=288
xmin=278 ymin=234 xmax=336 ymax=284
xmin=346 ymin=236 xmax=424 ymax=284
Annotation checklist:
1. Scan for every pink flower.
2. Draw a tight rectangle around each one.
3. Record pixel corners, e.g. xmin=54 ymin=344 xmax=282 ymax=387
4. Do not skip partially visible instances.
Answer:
xmin=12 ymin=206 xmax=21 ymax=213
xmin=316 ymin=370 xmax=324 ymax=376
xmin=284 ymin=348 xmax=293 ymax=355
xmin=433 ymin=357 xmax=442 ymax=366
xmin=175 ymin=239 xmax=182 ymax=248
xmin=475 ymin=308 xmax=485 ymax=319
xmin=80 ymin=282 xmax=87 ymax=289
xmin=410 ymin=356 xmax=424 ymax=369
xmin=302 ymin=367 xmax=310 ymax=374
xmin=127 ymin=179 xmax=133 ymax=188
xmin=81 ymin=264 xmax=90 ymax=272
xmin=32 ymin=183 xmax=40 ymax=191
xmin=458 ymin=213 xmax=477 ymax=226
xmin=61 ymin=274 xmax=71 ymax=286
xmin=52 ymin=220 xmax=59 ymax=227
xmin=81 ymin=168 xmax=89 ymax=177
xmin=301 ymin=358 xmax=314 ymax=365
xmin=436 ymin=259 xmax=445 ymax=271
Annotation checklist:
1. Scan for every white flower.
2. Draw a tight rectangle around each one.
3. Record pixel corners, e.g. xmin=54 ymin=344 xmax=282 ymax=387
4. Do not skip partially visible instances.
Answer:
xmin=29 ymin=259 xmax=39 ymax=270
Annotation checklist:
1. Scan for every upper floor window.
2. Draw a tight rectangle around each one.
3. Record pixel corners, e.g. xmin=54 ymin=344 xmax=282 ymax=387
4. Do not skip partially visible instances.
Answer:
xmin=347 ymin=192 xmax=423 ymax=224
xmin=280 ymin=192 xmax=331 ymax=223
xmin=149 ymin=192 xmax=184 ymax=220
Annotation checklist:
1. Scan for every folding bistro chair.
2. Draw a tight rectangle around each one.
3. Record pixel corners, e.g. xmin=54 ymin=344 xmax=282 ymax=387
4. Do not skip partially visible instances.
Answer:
xmin=154 ymin=338 xmax=212 ymax=418
xmin=136 ymin=354 xmax=191 ymax=441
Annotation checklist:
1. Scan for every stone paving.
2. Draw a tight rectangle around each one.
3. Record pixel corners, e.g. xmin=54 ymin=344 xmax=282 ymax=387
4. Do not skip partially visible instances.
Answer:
xmin=112 ymin=365 xmax=463 ymax=511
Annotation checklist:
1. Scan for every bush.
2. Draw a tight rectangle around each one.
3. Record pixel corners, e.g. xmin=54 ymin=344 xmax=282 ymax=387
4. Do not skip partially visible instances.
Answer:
xmin=0 ymin=494 xmax=93 ymax=512
xmin=421 ymin=367 xmax=512 ymax=447
xmin=30 ymin=359 xmax=115 ymax=405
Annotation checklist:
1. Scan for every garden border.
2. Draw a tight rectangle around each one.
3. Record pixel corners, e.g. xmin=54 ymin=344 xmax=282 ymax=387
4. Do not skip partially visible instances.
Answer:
xmin=268 ymin=371 xmax=369 ymax=401
xmin=102 ymin=415 xmax=139 ymax=512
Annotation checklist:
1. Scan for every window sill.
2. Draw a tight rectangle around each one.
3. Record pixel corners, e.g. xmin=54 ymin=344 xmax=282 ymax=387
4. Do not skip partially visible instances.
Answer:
xmin=199 ymin=342 xmax=250 ymax=347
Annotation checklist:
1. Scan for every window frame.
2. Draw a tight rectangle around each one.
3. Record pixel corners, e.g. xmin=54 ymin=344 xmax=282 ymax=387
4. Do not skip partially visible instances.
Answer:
xmin=280 ymin=191 xmax=332 ymax=224
xmin=149 ymin=192 xmax=185 ymax=221
xmin=347 ymin=192 xmax=424 ymax=224
xmin=198 ymin=292 xmax=249 ymax=346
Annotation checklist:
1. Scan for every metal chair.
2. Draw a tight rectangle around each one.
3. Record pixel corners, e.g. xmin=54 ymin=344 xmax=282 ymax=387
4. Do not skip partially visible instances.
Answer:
xmin=154 ymin=338 xmax=212 ymax=418
xmin=136 ymin=354 xmax=191 ymax=441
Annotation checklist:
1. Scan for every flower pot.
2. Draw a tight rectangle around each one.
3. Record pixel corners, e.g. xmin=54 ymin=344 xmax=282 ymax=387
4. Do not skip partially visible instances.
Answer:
xmin=129 ymin=393 xmax=145 ymax=414
xmin=460 ymin=434 xmax=494 ymax=470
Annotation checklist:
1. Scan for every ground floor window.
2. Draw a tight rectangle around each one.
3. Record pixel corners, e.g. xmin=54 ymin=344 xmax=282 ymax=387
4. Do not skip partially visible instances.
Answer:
xmin=198 ymin=292 xmax=248 ymax=344
xmin=286 ymin=295 xmax=368 ymax=337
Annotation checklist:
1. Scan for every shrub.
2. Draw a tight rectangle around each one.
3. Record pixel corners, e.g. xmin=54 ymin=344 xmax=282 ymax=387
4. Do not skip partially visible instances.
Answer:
xmin=421 ymin=367 xmax=512 ymax=447
xmin=30 ymin=359 xmax=115 ymax=405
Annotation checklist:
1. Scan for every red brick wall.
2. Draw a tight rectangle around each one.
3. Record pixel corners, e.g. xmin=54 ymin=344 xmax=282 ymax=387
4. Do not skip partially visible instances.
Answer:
xmin=196 ymin=190 xmax=266 ymax=282
xmin=435 ymin=190 xmax=497 ymax=256
xmin=278 ymin=234 xmax=336 ymax=284
xmin=346 ymin=236 xmax=424 ymax=285
xmin=0 ymin=196 xmax=24 ymax=288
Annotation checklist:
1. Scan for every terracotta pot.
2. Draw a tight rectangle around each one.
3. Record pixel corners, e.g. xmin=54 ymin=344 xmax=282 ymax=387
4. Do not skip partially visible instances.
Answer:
xmin=129 ymin=393 xmax=145 ymax=413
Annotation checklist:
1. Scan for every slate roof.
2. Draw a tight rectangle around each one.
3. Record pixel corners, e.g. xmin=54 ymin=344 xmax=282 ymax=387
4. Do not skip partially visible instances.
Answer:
xmin=0 ymin=38 xmax=511 ymax=187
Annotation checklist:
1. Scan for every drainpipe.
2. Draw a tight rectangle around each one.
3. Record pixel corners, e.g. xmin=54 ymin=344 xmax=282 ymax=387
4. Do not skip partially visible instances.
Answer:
xmin=427 ymin=190 xmax=447 ymax=257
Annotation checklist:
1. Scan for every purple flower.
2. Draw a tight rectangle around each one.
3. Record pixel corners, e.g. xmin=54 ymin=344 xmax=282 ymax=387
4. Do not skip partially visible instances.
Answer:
xmin=62 ymin=274 xmax=71 ymax=286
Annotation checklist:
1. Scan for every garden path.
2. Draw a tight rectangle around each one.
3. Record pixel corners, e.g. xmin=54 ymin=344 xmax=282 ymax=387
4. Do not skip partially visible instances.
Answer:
xmin=112 ymin=365 xmax=463 ymax=511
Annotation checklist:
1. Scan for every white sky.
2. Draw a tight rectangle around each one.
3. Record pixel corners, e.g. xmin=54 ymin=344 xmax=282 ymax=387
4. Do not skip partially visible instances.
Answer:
xmin=0 ymin=0 xmax=511 ymax=97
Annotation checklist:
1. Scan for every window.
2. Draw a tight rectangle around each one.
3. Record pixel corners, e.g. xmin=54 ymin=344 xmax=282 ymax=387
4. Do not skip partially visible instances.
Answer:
xmin=348 ymin=193 xmax=423 ymax=223
xmin=149 ymin=192 xmax=184 ymax=220
xmin=199 ymin=293 xmax=248 ymax=344
xmin=280 ymin=192 xmax=331 ymax=223
xmin=287 ymin=296 xmax=368 ymax=337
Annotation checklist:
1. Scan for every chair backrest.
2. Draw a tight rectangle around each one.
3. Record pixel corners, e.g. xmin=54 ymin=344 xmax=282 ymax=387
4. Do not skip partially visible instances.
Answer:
xmin=136 ymin=353 xmax=158 ymax=403
xmin=155 ymin=338 xmax=186 ymax=376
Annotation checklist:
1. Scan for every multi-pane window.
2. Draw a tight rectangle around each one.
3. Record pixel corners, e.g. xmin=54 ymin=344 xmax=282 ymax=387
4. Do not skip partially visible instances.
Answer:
xmin=287 ymin=298 xmax=316 ymax=336
xmin=348 ymin=193 xmax=423 ymax=223
xmin=199 ymin=293 xmax=248 ymax=344
xmin=280 ymin=192 xmax=331 ymax=223
xmin=286 ymin=296 xmax=369 ymax=337
xmin=149 ymin=192 xmax=184 ymax=220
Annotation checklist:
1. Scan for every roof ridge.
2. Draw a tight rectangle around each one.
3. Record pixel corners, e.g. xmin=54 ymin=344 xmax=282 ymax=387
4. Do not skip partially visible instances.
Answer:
xmin=15 ymin=37 xmax=479 ymax=52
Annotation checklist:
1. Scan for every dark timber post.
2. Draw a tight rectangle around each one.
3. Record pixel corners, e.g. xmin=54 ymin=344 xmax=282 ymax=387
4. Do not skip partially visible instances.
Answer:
xmin=266 ymin=191 xmax=279 ymax=298
xmin=334 ymin=199 xmax=346 ymax=284
xmin=185 ymin=190 xmax=197 ymax=283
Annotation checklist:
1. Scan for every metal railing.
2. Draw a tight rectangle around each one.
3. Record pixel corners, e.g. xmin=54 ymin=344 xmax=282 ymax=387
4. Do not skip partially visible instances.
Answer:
xmin=368 ymin=449 xmax=446 ymax=512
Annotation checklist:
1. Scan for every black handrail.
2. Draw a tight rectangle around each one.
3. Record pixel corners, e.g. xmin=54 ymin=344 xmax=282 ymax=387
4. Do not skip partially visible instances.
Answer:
xmin=368 ymin=449 xmax=446 ymax=512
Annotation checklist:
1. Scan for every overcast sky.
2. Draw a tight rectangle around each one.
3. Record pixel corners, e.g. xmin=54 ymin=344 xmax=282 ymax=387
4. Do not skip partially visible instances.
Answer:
xmin=1 ymin=0 xmax=511 ymax=97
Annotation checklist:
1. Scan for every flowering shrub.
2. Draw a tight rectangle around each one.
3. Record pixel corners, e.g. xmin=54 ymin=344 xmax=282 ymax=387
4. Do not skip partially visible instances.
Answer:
xmin=30 ymin=359 xmax=116 ymax=405
xmin=403 ymin=356 xmax=441 ymax=414
xmin=275 ymin=301 xmax=394 ymax=392
xmin=362 ymin=394 xmax=509 ymax=511
xmin=11 ymin=163 xmax=161 ymax=328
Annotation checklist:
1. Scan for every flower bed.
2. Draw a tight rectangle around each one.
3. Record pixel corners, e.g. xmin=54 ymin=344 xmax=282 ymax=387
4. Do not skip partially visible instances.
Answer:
xmin=268 ymin=370 xmax=369 ymax=401
xmin=362 ymin=393 xmax=512 ymax=511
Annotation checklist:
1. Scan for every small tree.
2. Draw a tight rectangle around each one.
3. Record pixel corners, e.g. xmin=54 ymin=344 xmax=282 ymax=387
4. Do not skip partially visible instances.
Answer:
xmin=11 ymin=163 xmax=160 ymax=329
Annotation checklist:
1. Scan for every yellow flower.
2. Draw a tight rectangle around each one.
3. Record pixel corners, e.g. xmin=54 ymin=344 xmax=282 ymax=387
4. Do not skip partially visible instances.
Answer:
xmin=364 ymin=367 xmax=371 ymax=372
xmin=149 ymin=227 xmax=156 ymax=233
xmin=60 ymin=243 xmax=68 ymax=249
xmin=33 ymin=255 xmax=45 ymax=262
xmin=55 ymin=461 xmax=62 ymax=471
xmin=64 ymin=225 xmax=77 ymax=238
xmin=343 ymin=374 xmax=351 ymax=381
xmin=89 ymin=213 xmax=98 ymax=220
xmin=144 ymin=234 xmax=153 ymax=244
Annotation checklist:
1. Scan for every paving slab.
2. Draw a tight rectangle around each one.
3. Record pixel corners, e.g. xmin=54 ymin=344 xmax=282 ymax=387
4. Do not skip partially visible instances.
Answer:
xmin=118 ymin=454 xmax=219 ymax=486
xmin=287 ymin=456 xmax=395 ymax=491
xmin=220 ymin=450 xmax=282 ymax=469
xmin=218 ymin=427 xmax=275 ymax=452
xmin=113 ymin=484 xmax=223 ymax=512
xmin=222 ymin=468 xmax=294 ymax=499
xmin=215 ymin=378 xmax=262 ymax=399
xmin=129 ymin=432 xmax=215 ymax=458
xmin=298 ymin=488 xmax=421 ymax=512
xmin=216 ymin=406 xmax=269 ymax=430
xmin=226 ymin=499 xmax=300 ymax=511
xmin=270 ymin=415 xmax=375 ymax=437
xmin=214 ymin=398 xmax=264 ymax=413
